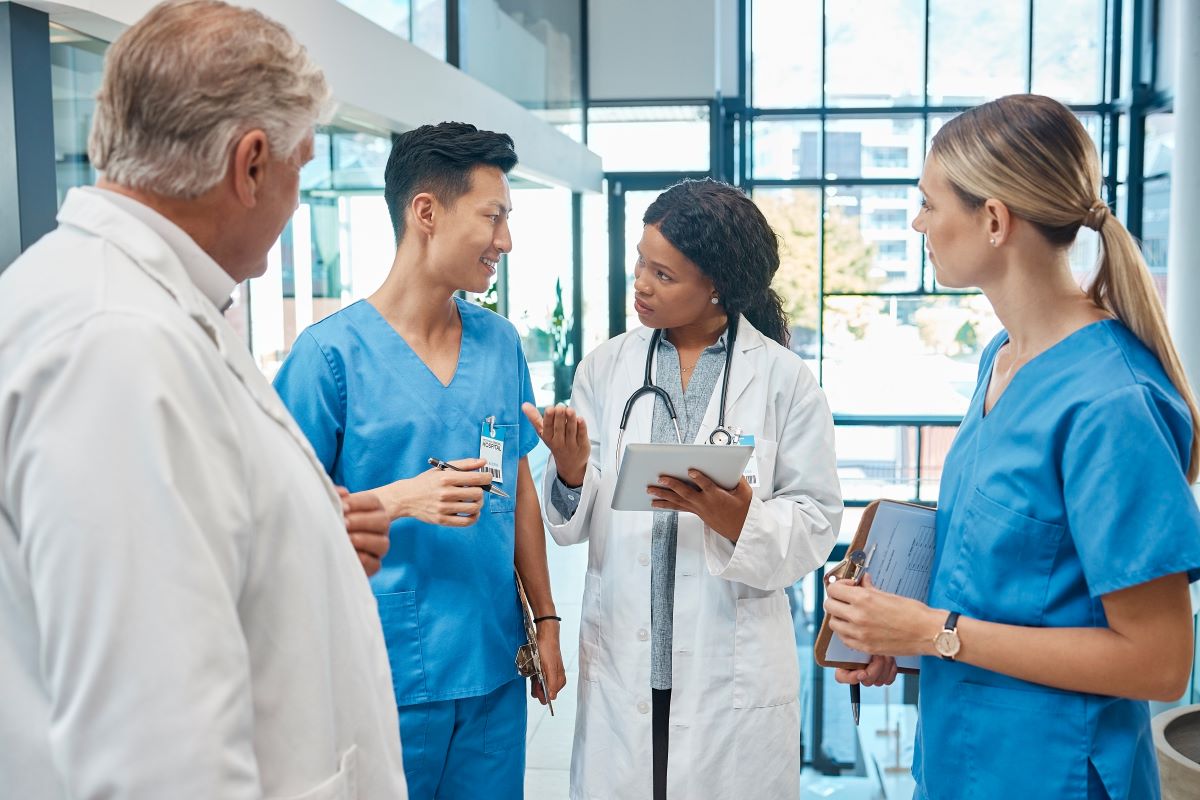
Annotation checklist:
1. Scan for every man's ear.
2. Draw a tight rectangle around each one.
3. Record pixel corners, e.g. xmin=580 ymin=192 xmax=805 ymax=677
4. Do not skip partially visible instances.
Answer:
xmin=410 ymin=192 xmax=437 ymax=237
xmin=231 ymin=129 xmax=270 ymax=208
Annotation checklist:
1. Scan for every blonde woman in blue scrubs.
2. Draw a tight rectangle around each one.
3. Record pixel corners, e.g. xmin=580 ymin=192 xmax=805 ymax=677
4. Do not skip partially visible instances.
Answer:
xmin=824 ymin=94 xmax=1200 ymax=800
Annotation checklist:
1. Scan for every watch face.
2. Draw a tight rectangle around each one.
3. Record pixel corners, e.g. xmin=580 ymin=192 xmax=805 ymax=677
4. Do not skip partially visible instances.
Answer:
xmin=934 ymin=630 xmax=961 ymax=659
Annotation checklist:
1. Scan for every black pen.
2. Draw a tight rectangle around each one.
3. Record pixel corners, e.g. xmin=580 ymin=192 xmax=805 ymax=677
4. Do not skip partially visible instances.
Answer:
xmin=829 ymin=544 xmax=875 ymax=726
xmin=427 ymin=457 xmax=510 ymax=498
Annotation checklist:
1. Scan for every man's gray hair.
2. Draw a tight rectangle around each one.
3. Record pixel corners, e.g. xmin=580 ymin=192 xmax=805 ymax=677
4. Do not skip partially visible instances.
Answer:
xmin=89 ymin=0 xmax=334 ymax=198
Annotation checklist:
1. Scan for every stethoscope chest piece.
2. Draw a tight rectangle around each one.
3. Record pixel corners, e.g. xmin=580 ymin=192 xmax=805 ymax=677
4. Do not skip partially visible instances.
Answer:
xmin=708 ymin=427 xmax=734 ymax=446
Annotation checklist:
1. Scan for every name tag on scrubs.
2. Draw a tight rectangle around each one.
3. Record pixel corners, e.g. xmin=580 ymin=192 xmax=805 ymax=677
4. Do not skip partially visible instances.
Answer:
xmin=480 ymin=419 xmax=505 ymax=484
xmin=740 ymin=434 xmax=760 ymax=488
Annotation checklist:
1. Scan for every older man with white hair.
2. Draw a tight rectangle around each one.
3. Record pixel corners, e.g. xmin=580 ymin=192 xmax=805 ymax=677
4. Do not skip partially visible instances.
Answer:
xmin=0 ymin=1 xmax=407 ymax=798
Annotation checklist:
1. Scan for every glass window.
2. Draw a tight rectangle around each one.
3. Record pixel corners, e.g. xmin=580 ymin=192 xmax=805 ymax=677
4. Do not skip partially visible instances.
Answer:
xmin=337 ymin=0 xmax=446 ymax=60
xmin=460 ymin=0 xmax=583 ymax=142
xmin=826 ymin=117 xmax=922 ymax=179
xmin=1145 ymin=112 xmax=1174 ymax=178
xmin=581 ymin=189 xmax=610 ymax=353
xmin=837 ymin=424 xmax=959 ymax=504
xmin=751 ymin=119 xmax=821 ymax=179
xmin=1142 ymin=176 xmax=1170 ymax=304
xmin=927 ymin=0 xmax=1029 ymax=105
xmin=753 ymin=188 xmax=821 ymax=360
xmin=1032 ymin=0 xmax=1106 ymax=104
xmin=49 ymin=24 xmax=106 ymax=206
xmin=332 ymin=130 xmax=390 ymax=190
xmin=821 ymin=294 xmax=1001 ymax=417
xmin=587 ymin=105 xmax=710 ymax=173
xmin=825 ymin=0 xmax=924 ymax=108
xmin=750 ymin=0 xmax=822 ymax=108
xmin=823 ymin=185 xmax=923 ymax=292
xmin=505 ymin=183 xmax=574 ymax=406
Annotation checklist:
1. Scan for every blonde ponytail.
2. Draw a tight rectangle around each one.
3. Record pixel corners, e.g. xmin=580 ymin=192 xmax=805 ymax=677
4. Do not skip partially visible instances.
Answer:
xmin=1090 ymin=215 xmax=1200 ymax=482
xmin=931 ymin=94 xmax=1200 ymax=482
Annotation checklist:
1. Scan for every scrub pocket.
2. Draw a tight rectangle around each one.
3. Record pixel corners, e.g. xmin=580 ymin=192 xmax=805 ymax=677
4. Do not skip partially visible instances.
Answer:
xmin=957 ymin=681 xmax=1088 ymax=800
xmin=732 ymin=593 xmax=799 ymax=708
xmin=945 ymin=489 xmax=1065 ymax=626
xmin=375 ymin=591 xmax=426 ymax=703
xmin=485 ymin=423 xmax=518 ymax=514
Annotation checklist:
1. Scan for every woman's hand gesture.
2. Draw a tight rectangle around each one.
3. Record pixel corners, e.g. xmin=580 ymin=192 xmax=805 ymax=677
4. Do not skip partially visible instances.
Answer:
xmin=522 ymin=402 xmax=590 ymax=487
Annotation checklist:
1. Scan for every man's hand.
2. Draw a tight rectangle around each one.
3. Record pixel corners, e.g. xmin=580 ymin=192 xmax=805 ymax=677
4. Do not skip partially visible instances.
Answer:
xmin=522 ymin=402 xmax=589 ymax=488
xmin=370 ymin=458 xmax=492 ymax=526
xmin=337 ymin=487 xmax=390 ymax=576
xmin=531 ymin=620 xmax=567 ymax=705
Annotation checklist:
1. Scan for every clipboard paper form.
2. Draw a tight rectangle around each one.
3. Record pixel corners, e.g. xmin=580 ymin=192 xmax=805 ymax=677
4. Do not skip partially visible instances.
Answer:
xmin=814 ymin=499 xmax=937 ymax=674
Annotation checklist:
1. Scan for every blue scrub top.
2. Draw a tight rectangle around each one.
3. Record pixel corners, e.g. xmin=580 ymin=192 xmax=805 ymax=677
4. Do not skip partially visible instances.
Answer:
xmin=274 ymin=297 xmax=538 ymax=706
xmin=914 ymin=320 xmax=1200 ymax=800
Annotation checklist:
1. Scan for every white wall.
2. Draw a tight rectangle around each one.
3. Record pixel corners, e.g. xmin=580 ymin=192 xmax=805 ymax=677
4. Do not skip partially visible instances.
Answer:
xmin=588 ymin=0 xmax=739 ymax=101
xmin=23 ymin=0 xmax=602 ymax=192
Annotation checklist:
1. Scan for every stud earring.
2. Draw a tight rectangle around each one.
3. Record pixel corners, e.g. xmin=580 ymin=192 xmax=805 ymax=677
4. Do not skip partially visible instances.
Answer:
xmin=711 ymin=296 xmax=720 ymax=305
xmin=989 ymin=238 xmax=996 ymax=246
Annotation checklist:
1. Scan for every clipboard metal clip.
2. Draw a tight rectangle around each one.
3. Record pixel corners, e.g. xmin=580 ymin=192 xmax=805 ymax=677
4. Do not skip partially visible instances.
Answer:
xmin=827 ymin=543 xmax=876 ymax=586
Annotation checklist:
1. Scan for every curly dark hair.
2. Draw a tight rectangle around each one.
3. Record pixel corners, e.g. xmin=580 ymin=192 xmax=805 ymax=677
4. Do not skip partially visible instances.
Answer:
xmin=383 ymin=121 xmax=518 ymax=243
xmin=643 ymin=179 xmax=789 ymax=346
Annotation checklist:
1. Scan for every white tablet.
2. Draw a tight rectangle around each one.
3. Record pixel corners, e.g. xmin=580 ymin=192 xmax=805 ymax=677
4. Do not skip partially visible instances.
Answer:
xmin=611 ymin=443 xmax=754 ymax=512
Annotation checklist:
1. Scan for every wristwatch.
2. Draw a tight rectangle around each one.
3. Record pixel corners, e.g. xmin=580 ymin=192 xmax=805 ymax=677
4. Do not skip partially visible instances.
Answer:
xmin=932 ymin=611 xmax=961 ymax=661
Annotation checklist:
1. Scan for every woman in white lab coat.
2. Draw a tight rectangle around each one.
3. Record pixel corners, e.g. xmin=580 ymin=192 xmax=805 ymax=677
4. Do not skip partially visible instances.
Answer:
xmin=522 ymin=179 xmax=844 ymax=799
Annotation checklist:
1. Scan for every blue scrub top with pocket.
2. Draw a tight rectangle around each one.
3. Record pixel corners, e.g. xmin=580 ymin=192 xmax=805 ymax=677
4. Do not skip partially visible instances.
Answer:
xmin=914 ymin=320 xmax=1200 ymax=800
xmin=274 ymin=297 xmax=538 ymax=706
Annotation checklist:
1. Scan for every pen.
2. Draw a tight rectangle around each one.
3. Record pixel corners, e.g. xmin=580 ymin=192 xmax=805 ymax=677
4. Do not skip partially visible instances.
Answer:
xmin=831 ymin=544 xmax=875 ymax=727
xmin=427 ymin=457 xmax=510 ymax=498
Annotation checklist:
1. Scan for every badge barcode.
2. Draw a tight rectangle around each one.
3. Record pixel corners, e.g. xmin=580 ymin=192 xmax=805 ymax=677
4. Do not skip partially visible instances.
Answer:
xmin=744 ymin=473 xmax=758 ymax=484
xmin=486 ymin=466 xmax=502 ymax=480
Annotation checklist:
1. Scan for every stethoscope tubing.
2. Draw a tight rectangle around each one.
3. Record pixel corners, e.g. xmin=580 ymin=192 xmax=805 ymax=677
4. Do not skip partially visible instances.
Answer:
xmin=614 ymin=316 xmax=739 ymax=463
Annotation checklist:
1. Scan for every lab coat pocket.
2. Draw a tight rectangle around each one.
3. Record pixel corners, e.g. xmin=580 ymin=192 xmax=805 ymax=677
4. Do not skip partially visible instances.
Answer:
xmin=375 ymin=591 xmax=426 ymax=703
xmin=732 ymin=593 xmax=799 ymax=709
xmin=579 ymin=571 xmax=602 ymax=683
xmin=268 ymin=744 xmax=358 ymax=800
xmin=946 ymin=489 xmax=1064 ymax=626
xmin=486 ymin=423 xmax=518 ymax=514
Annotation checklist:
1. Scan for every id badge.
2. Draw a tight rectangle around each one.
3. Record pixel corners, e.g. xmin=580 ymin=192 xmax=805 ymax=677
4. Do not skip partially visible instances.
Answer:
xmin=480 ymin=416 xmax=505 ymax=484
xmin=740 ymin=434 xmax=760 ymax=488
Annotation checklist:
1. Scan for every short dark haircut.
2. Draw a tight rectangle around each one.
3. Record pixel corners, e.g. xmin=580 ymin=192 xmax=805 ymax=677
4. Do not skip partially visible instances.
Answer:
xmin=383 ymin=121 xmax=518 ymax=242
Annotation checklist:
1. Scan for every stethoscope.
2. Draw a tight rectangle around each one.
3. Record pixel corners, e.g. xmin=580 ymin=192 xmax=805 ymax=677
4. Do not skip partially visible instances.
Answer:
xmin=615 ymin=315 xmax=739 ymax=461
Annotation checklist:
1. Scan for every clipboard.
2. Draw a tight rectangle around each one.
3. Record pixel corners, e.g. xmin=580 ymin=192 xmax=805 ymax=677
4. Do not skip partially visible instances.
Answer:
xmin=814 ymin=499 xmax=937 ymax=674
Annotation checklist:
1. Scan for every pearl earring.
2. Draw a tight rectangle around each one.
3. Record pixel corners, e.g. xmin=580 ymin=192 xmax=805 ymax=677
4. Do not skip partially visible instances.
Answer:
xmin=711 ymin=296 xmax=719 ymax=305
xmin=989 ymin=238 xmax=996 ymax=246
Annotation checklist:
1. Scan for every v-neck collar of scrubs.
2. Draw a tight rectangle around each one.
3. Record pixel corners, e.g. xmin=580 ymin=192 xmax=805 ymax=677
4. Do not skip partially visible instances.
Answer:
xmin=980 ymin=319 xmax=1116 ymax=421
xmin=356 ymin=296 xmax=472 ymax=391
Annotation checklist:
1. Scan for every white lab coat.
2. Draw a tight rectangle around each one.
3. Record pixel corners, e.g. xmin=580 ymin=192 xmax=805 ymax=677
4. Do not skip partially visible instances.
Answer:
xmin=0 ymin=189 xmax=407 ymax=799
xmin=541 ymin=319 xmax=842 ymax=800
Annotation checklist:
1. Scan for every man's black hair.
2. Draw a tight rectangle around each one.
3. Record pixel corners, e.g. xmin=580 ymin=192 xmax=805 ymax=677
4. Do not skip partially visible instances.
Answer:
xmin=383 ymin=121 xmax=519 ymax=242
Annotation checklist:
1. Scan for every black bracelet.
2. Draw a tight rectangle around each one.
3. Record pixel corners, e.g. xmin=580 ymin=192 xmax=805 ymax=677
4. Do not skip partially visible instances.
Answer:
xmin=533 ymin=615 xmax=562 ymax=624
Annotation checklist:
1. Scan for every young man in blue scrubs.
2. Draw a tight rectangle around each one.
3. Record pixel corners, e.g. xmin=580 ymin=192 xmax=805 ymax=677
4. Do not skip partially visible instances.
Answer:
xmin=274 ymin=122 xmax=566 ymax=799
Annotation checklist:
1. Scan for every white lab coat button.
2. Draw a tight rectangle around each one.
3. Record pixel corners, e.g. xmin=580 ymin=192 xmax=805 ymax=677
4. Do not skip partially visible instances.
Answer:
xmin=637 ymin=628 xmax=649 ymax=641
xmin=638 ymin=700 xmax=650 ymax=714
xmin=638 ymin=553 xmax=650 ymax=566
